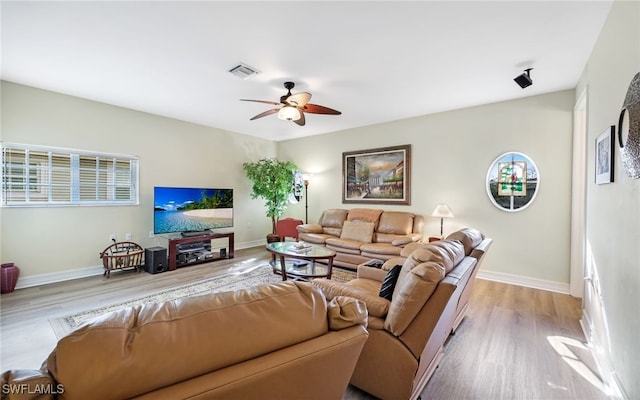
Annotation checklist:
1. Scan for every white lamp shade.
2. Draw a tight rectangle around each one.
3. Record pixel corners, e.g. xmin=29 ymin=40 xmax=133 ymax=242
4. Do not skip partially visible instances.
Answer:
xmin=277 ymin=106 xmax=301 ymax=121
xmin=432 ymin=204 xmax=454 ymax=218
xmin=300 ymin=173 xmax=313 ymax=184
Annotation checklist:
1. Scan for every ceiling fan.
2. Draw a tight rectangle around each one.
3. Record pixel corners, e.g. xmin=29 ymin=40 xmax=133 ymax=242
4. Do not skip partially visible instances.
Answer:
xmin=241 ymin=82 xmax=341 ymax=126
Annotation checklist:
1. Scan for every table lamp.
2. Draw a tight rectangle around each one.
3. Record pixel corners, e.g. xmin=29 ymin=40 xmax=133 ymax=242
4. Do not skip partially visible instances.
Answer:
xmin=431 ymin=204 xmax=454 ymax=238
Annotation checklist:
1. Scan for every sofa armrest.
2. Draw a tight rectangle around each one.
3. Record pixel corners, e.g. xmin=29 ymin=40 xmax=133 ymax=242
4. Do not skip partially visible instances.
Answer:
xmin=312 ymin=279 xmax=390 ymax=318
xmin=1 ymin=369 xmax=57 ymax=400
xmin=296 ymin=224 xmax=323 ymax=234
xmin=391 ymin=237 xmax=415 ymax=246
xmin=327 ymin=296 xmax=368 ymax=330
xmin=357 ymin=264 xmax=388 ymax=282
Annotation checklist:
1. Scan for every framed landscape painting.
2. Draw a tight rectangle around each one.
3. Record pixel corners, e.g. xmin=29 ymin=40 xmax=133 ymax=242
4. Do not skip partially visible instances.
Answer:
xmin=595 ymin=125 xmax=615 ymax=184
xmin=342 ymin=144 xmax=411 ymax=205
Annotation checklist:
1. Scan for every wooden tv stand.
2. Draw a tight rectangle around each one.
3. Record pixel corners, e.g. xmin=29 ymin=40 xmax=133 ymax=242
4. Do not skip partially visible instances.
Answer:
xmin=167 ymin=232 xmax=234 ymax=271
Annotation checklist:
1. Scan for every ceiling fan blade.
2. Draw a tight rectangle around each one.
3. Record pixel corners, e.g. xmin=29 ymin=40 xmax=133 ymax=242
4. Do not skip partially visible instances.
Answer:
xmin=286 ymin=92 xmax=312 ymax=107
xmin=240 ymin=99 xmax=282 ymax=106
xmin=303 ymin=103 xmax=341 ymax=115
xmin=249 ymin=109 xmax=279 ymax=120
xmin=293 ymin=111 xmax=306 ymax=126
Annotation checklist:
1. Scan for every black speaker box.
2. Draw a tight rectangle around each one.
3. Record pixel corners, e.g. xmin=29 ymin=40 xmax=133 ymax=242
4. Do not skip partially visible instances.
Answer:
xmin=514 ymin=72 xmax=533 ymax=88
xmin=145 ymin=246 xmax=167 ymax=274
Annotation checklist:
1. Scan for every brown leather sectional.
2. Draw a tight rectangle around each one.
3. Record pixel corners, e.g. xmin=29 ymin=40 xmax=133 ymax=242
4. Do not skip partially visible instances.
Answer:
xmin=1 ymin=282 xmax=369 ymax=400
xmin=297 ymin=208 xmax=424 ymax=269
xmin=312 ymin=227 xmax=492 ymax=399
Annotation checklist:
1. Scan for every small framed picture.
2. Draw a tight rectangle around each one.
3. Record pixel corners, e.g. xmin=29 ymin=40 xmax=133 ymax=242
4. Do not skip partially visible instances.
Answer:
xmin=595 ymin=125 xmax=615 ymax=184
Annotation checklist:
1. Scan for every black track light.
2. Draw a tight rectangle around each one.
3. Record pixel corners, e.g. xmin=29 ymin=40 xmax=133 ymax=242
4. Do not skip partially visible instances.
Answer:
xmin=514 ymin=68 xmax=533 ymax=89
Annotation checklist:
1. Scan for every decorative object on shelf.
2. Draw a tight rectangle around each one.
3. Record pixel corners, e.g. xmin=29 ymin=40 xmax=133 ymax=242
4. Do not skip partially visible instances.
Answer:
xmin=431 ymin=204 xmax=454 ymax=238
xmin=1 ymin=262 xmax=20 ymax=294
xmin=301 ymin=173 xmax=313 ymax=223
xmin=291 ymin=170 xmax=304 ymax=203
xmin=595 ymin=125 xmax=615 ymax=184
xmin=342 ymin=144 xmax=411 ymax=205
xmin=243 ymin=158 xmax=299 ymax=237
xmin=486 ymin=152 xmax=540 ymax=212
xmin=618 ymin=72 xmax=640 ymax=179
xmin=99 ymin=241 xmax=144 ymax=278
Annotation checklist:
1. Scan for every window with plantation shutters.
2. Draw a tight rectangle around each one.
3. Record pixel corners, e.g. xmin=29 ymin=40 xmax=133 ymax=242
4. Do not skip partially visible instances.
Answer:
xmin=1 ymin=143 xmax=139 ymax=206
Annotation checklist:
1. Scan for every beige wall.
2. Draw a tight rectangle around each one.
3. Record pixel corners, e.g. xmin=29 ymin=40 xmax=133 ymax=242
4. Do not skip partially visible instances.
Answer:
xmin=0 ymin=81 xmax=276 ymax=279
xmin=279 ymin=90 xmax=576 ymax=286
xmin=576 ymin=0 xmax=640 ymax=398
xmin=1 ymin=82 xmax=576 ymax=289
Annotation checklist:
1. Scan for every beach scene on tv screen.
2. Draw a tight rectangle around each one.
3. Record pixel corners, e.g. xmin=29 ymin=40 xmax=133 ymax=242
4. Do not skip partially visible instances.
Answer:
xmin=154 ymin=187 xmax=233 ymax=233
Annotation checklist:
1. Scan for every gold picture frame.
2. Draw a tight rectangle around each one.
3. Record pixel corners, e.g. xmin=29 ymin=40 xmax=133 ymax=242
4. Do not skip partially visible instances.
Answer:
xmin=342 ymin=144 xmax=411 ymax=205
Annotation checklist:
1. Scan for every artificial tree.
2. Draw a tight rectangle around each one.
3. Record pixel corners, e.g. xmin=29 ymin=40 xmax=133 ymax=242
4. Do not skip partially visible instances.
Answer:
xmin=242 ymin=158 xmax=298 ymax=237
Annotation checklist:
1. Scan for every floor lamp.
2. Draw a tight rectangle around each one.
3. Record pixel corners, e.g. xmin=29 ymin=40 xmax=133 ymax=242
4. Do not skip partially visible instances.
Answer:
xmin=431 ymin=204 xmax=454 ymax=238
xmin=301 ymin=174 xmax=312 ymax=224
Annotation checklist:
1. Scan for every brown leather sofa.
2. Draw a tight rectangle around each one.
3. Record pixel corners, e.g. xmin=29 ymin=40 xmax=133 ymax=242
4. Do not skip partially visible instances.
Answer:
xmin=1 ymin=281 xmax=369 ymax=400
xmin=297 ymin=208 xmax=423 ymax=269
xmin=312 ymin=228 xmax=492 ymax=400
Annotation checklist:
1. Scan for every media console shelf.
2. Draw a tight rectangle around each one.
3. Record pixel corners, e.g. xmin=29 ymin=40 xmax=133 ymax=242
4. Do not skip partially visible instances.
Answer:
xmin=167 ymin=232 xmax=234 ymax=271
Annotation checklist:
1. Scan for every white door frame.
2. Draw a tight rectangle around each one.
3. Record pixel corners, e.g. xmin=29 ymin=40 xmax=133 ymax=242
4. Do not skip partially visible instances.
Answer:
xmin=570 ymin=88 xmax=587 ymax=298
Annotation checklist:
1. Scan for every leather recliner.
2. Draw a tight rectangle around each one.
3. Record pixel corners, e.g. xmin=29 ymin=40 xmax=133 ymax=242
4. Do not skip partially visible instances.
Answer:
xmin=312 ymin=228 xmax=492 ymax=400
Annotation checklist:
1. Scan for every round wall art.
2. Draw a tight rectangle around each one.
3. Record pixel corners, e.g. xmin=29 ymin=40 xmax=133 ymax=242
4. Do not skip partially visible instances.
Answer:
xmin=618 ymin=72 xmax=640 ymax=179
xmin=486 ymin=152 xmax=540 ymax=212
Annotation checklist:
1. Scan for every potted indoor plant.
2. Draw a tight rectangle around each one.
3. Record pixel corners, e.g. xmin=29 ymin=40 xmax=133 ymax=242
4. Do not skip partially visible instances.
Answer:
xmin=242 ymin=158 xmax=298 ymax=240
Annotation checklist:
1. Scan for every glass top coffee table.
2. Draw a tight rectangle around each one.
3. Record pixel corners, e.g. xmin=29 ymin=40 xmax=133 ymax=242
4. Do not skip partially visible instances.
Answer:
xmin=266 ymin=241 xmax=337 ymax=281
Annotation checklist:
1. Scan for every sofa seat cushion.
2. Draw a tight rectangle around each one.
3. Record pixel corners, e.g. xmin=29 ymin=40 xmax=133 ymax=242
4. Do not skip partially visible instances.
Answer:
xmin=298 ymin=232 xmax=336 ymax=245
xmin=360 ymin=242 xmax=402 ymax=256
xmin=367 ymin=315 xmax=385 ymax=330
xmin=312 ymin=278 xmax=390 ymax=318
xmin=325 ymin=238 xmax=365 ymax=254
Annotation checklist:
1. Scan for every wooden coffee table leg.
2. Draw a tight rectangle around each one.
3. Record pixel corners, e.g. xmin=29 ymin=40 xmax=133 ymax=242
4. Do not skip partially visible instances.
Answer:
xmin=327 ymin=257 xmax=334 ymax=279
xmin=279 ymin=255 xmax=288 ymax=281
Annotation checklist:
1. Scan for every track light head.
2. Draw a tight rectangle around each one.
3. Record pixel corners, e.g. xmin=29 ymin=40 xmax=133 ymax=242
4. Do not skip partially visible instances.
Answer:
xmin=514 ymin=68 xmax=533 ymax=88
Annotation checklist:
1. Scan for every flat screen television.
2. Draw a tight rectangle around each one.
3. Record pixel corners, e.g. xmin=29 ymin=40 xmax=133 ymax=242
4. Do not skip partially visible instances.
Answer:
xmin=153 ymin=187 xmax=233 ymax=235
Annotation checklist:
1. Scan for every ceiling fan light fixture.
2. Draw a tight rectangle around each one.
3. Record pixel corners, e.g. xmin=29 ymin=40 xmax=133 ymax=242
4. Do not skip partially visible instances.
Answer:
xmin=278 ymin=106 xmax=301 ymax=121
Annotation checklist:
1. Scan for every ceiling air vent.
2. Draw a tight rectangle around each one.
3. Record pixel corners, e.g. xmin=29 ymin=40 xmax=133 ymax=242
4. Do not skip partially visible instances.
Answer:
xmin=228 ymin=63 xmax=259 ymax=80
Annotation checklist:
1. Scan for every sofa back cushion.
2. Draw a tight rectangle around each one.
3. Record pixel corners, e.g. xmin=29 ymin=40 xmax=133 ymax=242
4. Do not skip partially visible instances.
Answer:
xmin=446 ymin=228 xmax=484 ymax=256
xmin=347 ymin=208 xmax=383 ymax=228
xmin=377 ymin=211 xmax=415 ymax=235
xmin=320 ymin=209 xmax=349 ymax=236
xmin=320 ymin=209 xmax=349 ymax=228
xmin=384 ymin=256 xmax=445 ymax=336
xmin=48 ymin=282 xmax=328 ymax=400
xmin=340 ymin=220 xmax=375 ymax=243
xmin=421 ymin=240 xmax=466 ymax=274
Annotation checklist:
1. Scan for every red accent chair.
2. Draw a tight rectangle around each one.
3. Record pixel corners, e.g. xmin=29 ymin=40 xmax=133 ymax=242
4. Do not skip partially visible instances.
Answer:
xmin=276 ymin=218 xmax=303 ymax=242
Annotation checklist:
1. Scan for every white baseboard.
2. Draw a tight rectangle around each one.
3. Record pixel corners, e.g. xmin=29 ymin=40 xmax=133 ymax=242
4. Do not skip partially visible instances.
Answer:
xmin=15 ymin=240 xmax=265 ymax=290
xmin=476 ymin=269 xmax=570 ymax=294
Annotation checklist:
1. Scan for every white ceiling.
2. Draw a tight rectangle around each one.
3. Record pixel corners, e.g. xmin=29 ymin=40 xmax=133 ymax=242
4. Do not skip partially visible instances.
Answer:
xmin=1 ymin=1 xmax=613 ymax=142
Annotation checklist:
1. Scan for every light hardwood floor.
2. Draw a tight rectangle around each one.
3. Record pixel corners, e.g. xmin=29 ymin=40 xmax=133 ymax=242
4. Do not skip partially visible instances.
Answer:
xmin=1 ymin=246 xmax=610 ymax=399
